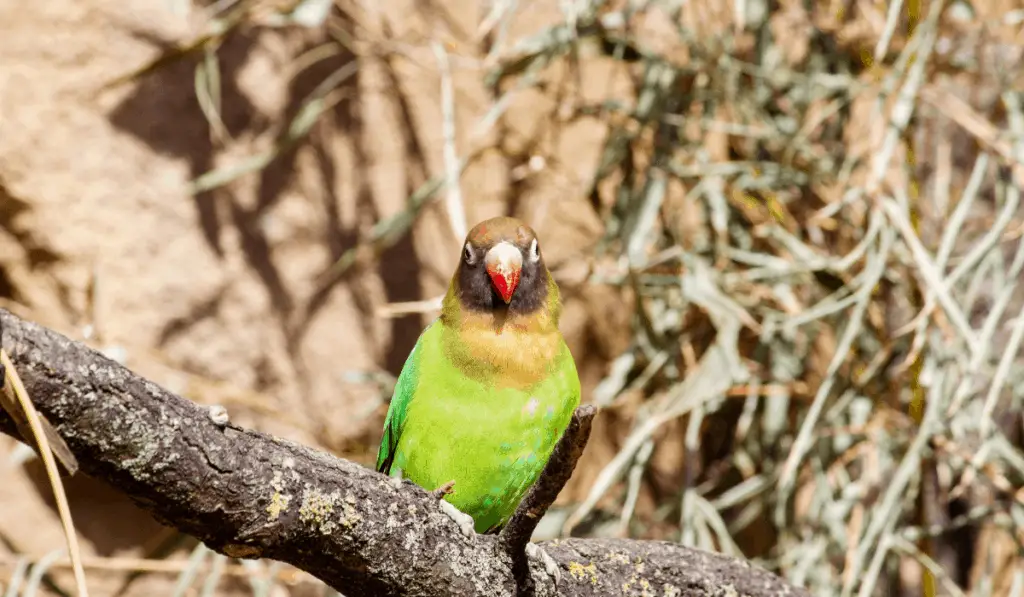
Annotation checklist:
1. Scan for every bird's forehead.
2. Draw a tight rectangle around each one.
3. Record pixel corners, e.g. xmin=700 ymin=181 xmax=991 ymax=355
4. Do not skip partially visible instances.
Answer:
xmin=467 ymin=216 xmax=536 ymax=247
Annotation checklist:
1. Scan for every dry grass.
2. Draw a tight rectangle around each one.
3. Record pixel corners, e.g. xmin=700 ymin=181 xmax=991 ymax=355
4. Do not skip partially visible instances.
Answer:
xmin=4 ymin=0 xmax=1024 ymax=595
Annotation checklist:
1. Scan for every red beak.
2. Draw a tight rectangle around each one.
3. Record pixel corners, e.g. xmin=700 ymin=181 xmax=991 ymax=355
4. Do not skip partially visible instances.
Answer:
xmin=487 ymin=265 xmax=520 ymax=303
xmin=483 ymin=241 xmax=523 ymax=304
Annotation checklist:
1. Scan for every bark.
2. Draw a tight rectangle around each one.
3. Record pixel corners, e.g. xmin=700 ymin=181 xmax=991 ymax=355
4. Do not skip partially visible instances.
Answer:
xmin=0 ymin=308 xmax=809 ymax=597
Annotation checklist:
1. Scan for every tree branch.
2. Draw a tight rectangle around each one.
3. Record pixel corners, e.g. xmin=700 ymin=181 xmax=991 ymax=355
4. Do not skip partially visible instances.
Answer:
xmin=499 ymin=404 xmax=595 ymax=588
xmin=0 ymin=308 xmax=809 ymax=597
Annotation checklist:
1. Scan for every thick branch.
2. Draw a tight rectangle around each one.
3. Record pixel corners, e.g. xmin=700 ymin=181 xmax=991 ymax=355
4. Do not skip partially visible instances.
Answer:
xmin=0 ymin=308 xmax=810 ymax=597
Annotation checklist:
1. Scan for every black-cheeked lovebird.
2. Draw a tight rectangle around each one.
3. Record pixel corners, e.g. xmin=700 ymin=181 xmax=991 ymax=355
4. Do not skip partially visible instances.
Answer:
xmin=375 ymin=216 xmax=581 ymax=538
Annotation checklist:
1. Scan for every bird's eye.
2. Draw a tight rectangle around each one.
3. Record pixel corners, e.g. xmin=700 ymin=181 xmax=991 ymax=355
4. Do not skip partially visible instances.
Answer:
xmin=464 ymin=243 xmax=477 ymax=265
xmin=527 ymin=238 xmax=540 ymax=263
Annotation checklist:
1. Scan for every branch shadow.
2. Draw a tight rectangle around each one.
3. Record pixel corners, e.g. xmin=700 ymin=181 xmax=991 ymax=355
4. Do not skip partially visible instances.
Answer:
xmin=106 ymin=26 xmax=311 ymax=324
xmin=107 ymin=11 xmax=432 ymax=438
xmin=285 ymin=18 xmax=430 ymax=382
xmin=107 ymin=29 xmax=261 ymax=259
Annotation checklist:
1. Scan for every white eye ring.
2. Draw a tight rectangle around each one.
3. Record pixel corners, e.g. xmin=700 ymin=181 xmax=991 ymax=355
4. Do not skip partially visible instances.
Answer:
xmin=527 ymin=238 xmax=540 ymax=263
xmin=464 ymin=243 xmax=477 ymax=265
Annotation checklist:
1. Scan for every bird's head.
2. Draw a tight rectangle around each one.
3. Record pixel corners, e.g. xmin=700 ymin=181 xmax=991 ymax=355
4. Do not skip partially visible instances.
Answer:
xmin=451 ymin=216 xmax=553 ymax=315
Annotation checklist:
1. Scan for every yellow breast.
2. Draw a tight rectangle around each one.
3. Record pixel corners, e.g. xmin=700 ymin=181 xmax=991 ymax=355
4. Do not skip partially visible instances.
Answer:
xmin=443 ymin=309 xmax=563 ymax=388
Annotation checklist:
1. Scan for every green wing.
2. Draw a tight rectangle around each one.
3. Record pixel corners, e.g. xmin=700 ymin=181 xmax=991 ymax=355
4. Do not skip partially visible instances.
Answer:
xmin=375 ymin=322 xmax=431 ymax=474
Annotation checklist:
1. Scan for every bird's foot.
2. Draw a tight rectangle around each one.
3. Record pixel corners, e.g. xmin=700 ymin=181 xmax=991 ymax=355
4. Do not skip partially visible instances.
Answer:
xmin=526 ymin=542 xmax=561 ymax=584
xmin=388 ymin=469 xmax=405 ymax=490
xmin=438 ymin=499 xmax=476 ymax=538
xmin=432 ymin=480 xmax=472 ymax=537
xmin=431 ymin=480 xmax=455 ymax=500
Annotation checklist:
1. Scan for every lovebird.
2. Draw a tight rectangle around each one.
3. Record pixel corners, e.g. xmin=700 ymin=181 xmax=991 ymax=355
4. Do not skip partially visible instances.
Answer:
xmin=375 ymin=216 xmax=580 ymax=546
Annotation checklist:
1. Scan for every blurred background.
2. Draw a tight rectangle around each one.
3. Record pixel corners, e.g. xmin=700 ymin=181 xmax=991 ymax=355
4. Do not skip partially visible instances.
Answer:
xmin=2 ymin=0 xmax=1024 ymax=595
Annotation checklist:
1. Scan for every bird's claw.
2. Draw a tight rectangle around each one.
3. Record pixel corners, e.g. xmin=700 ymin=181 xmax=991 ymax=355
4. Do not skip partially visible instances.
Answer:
xmin=438 ymin=499 xmax=475 ymax=538
xmin=388 ymin=469 xmax=405 ymax=489
xmin=526 ymin=542 xmax=561 ymax=584
xmin=432 ymin=480 xmax=456 ymax=500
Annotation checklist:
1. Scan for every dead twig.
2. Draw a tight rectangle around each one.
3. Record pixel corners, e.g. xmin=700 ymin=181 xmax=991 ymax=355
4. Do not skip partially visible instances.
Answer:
xmin=0 ymin=319 xmax=89 ymax=596
xmin=499 ymin=405 xmax=596 ymax=587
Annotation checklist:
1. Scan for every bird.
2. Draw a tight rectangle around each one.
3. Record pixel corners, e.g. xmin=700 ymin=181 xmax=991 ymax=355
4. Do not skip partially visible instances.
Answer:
xmin=375 ymin=216 xmax=580 ymax=565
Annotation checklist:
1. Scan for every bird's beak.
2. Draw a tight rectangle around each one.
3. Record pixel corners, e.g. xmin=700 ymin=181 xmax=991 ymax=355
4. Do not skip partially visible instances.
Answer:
xmin=484 ymin=241 xmax=523 ymax=304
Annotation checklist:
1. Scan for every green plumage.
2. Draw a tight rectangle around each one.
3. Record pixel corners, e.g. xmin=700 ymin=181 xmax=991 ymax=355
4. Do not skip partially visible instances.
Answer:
xmin=375 ymin=318 xmax=580 ymax=533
